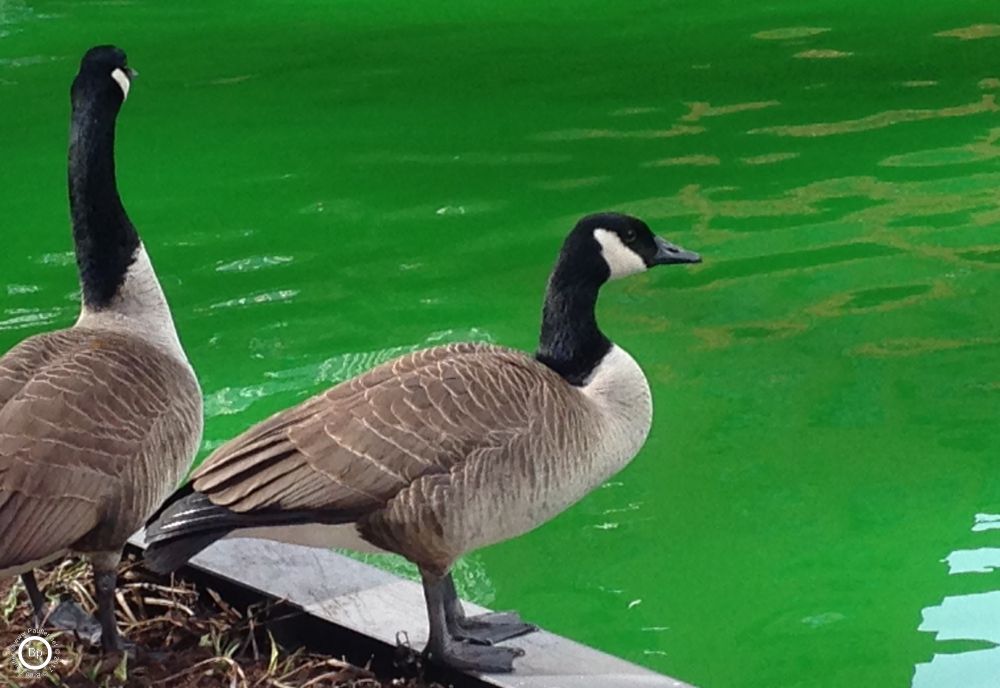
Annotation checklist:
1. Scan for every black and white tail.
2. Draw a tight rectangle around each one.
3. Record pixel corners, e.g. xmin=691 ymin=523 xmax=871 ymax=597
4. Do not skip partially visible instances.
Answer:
xmin=143 ymin=486 xmax=240 ymax=573
xmin=143 ymin=485 xmax=358 ymax=573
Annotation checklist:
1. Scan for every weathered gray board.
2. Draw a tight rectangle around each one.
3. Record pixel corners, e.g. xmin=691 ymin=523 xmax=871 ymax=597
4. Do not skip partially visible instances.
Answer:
xmin=131 ymin=533 xmax=694 ymax=688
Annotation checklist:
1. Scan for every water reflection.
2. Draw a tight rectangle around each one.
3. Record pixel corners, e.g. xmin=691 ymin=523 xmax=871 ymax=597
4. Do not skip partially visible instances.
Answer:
xmin=793 ymin=49 xmax=853 ymax=59
xmin=532 ymin=124 xmax=703 ymax=141
xmin=679 ymin=100 xmax=780 ymax=122
xmin=0 ymin=0 xmax=37 ymax=40
xmin=751 ymin=27 xmax=831 ymax=40
xmin=934 ymin=24 xmax=1000 ymax=41
xmin=741 ymin=152 xmax=799 ymax=165
xmin=643 ymin=155 xmax=720 ymax=167
xmin=913 ymin=515 xmax=1000 ymax=687
xmin=750 ymin=95 xmax=998 ymax=137
xmin=881 ymin=127 xmax=1000 ymax=168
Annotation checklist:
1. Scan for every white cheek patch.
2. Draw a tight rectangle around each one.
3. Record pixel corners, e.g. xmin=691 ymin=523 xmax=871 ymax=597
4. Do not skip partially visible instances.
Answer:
xmin=111 ymin=68 xmax=130 ymax=100
xmin=593 ymin=228 xmax=647 ymax=280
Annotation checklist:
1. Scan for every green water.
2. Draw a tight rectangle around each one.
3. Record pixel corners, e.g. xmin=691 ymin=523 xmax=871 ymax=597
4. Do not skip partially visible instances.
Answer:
xmin=2 ymin=1 xmax=999 ymax=686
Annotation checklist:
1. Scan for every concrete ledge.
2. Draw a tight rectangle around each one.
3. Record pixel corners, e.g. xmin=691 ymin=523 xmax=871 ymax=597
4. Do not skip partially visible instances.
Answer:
xmin=131 ymin=534 xmax=694 ymax=688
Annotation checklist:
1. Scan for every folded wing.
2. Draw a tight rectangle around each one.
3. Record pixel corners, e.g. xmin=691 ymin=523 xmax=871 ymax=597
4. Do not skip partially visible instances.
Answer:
xmin=190 ymin=342 xmax=546 ymax=518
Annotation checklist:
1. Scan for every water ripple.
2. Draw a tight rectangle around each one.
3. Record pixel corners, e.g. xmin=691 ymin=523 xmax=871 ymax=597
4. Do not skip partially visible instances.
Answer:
xmin=206 ymin=289 xmax=299 ymax=311
xmin=934 ymin=24 xmax=1000 ymax=41
xmin=0 ymin=308 xmax=64 ymax=331
xmin=215 ymin=255 xmax=294 ymax=272
xmin=643 ymin=155 xmax=720 ymax=168
xmin=752 ymin=27 xmax=831 ymax=40
xmin=533 ymin=125 xmax=703 ymax=141
xmin=751 ymin=95 xmax=998 ymax=137
xmin=680 ymin=100 xmax=780 ymax=122
xmin=794 ymin=49 xmax=852 ymax=59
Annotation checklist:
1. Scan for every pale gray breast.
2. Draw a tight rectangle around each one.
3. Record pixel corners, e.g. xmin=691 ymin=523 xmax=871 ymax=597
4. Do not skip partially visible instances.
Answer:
xmin=579 ymin=344 xmax=654 ymax=471
xmin=0 ymin=328 xmax=202 ymax=566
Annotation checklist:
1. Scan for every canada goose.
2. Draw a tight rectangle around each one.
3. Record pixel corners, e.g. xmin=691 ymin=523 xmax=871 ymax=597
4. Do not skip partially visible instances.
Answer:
xmin=145 ymin=212 xmax=699 ymax=672
xmin=0 ymin=46 xmax=202 ymax=651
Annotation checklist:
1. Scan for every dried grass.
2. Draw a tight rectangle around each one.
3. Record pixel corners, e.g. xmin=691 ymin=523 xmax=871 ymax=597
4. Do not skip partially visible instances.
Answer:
xmin=0 ymin=556 xmax=443 ymax=688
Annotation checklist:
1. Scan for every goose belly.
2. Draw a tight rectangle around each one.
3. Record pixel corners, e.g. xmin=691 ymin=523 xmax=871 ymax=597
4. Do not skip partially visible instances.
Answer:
xmin=0 ymin=552 xmax=66 ymax=580
xmin=460 ymin=434 xmax=648 ymax=552
xmin=228 ymin=523 xmax=388 ymax=554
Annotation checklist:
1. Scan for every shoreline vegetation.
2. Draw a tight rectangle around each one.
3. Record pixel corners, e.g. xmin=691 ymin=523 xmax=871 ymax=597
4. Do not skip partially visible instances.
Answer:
xmin=0 ymin=555 xmax=444 ymax=688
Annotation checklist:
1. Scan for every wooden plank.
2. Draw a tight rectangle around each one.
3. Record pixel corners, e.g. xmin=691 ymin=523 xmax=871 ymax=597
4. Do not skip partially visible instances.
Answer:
xmin=132 ymin=533 xmax=695 ymax=688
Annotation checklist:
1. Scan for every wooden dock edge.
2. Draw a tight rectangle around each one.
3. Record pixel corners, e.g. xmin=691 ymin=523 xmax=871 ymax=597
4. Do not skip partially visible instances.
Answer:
xmin=129 ymin=533 xmax=696 ymax=688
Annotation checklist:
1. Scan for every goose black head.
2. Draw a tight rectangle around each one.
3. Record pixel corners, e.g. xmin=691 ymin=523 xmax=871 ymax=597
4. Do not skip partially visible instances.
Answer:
xmin=538 ymin=212 xmax=701 ymax=383
xmin=562 ymin=212 xmax=701 ymax=284
xmin=71 ymin=45 xmax=136 ymax=109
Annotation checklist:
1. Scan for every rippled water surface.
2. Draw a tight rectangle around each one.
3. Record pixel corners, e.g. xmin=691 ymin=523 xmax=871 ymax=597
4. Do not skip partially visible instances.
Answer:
xmin=2 ymin=1 xmax=999 ymax=686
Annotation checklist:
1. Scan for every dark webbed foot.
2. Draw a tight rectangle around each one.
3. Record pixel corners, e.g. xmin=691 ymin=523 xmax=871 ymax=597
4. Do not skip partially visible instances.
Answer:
xmin=440 ymin=574 xmax=537 ymax=645
xmin=452 ymin=611 xmax=538 ymax=645
xmin=427 ymin=636 xmax=525 ymax=673
xmin=421 ymin=568 xmax=528 ymax=673
xmin=47 ymin=600 xmax=103 ymax=644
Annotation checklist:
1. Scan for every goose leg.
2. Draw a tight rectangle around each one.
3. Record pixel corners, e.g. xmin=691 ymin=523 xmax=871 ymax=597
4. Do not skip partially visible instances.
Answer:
xmin=21 ymin=572 xmax=48 ymax=628
xmin=94 ymin=564 xmax=130 ymax=653
xmin=421 ymin=569 xmax=524 ymax=673
xmin=442 ymin=573 xmax=537 ymax=645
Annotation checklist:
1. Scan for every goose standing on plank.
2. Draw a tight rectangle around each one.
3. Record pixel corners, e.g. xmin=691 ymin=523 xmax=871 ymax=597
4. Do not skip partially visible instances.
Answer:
xmin=145 ymin=212 xmax=699 ymax=672
xmin=0 ymin=46 xmax=203 ymax=651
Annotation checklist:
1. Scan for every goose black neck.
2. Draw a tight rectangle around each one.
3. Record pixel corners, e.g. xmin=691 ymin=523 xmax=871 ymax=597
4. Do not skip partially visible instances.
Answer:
xmin=68 ymin=92 xmax=139 ymax=310
xmin=535 ymin=258 xmax=611 ymax=386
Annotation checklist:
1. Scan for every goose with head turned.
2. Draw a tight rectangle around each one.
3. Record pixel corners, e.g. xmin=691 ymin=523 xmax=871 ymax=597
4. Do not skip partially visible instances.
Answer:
xmin=144 ymin=212 xmax=699 ymax=672
xmin=0 ymin=46 xmax=203 ymax=651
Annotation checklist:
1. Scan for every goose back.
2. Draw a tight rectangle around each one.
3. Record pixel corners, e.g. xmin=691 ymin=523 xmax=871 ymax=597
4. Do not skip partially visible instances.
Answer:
xmin=0 ymin=327 xmax=202 ymax=574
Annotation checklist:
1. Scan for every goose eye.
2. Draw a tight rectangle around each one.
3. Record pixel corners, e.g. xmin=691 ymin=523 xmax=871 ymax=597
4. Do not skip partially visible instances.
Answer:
xmin=623 ymin=228 xmax=637 ymax=244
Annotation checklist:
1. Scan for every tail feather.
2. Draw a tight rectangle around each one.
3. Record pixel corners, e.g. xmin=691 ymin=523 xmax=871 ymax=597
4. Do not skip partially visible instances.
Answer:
xmin=143 ymin=485 xmax=364 ymax=574
xmin=144 ymin=488 xmax=240 ymax=573
xmin=144 ymin=529 xmax=231 ymax=574
xmin=146 ymin=490 xmax=247 ymax=543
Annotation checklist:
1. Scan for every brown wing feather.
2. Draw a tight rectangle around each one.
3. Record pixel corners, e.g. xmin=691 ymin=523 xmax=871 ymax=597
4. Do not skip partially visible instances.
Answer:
xmin=0 ymin=330 xmax=84 ymax=408
xmin=0 ymin=328 xmax=201 ymax=569
xmin=191 ymin=342 xmax=551 ymax=517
